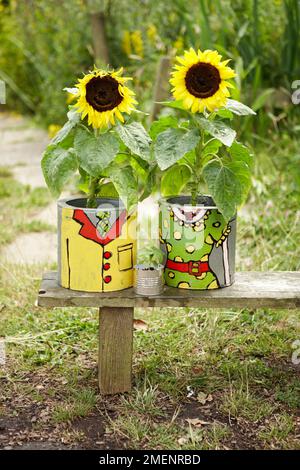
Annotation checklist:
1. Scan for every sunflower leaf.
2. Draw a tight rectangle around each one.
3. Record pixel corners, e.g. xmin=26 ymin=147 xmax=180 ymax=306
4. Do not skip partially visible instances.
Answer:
xmin=149 ymin=115 xmax=178 ymax=139
xmin=116 ymin=122 xmax=152 ymax=161
xmin=140 ymin=166 xmax=157 ymax=201
xmin=51 ymin=109 xmax=80 ymax=146
xmin=74 ymin=127 xmax=120 ymax=177
xmin=41 ymin=144 xmax=78 ymax=197
xmin=158 ymin=100 xmax=186 ymax=110
xmin=195 ymin=117 xmax=236 ymax=147
xmin=98 ymin=182 xmax=119 ymax=198
xmin=203 ymin=159 xmax=251 ymax=219
xmin=108 ymin=164 xmax=138 ymax=212
xmin=154 ymin=128 xmax=200 ymax=170
xmin=229 ymin=141 xmax=254 ymax=168
xmin=225 ymin=99 xmax=256 ymax=116
xmin=161 ymin=165 xmax=192 ymax=197
xmin=50 ymin=121 xmax=74 ymax=146
xmin=216 ymin=108 xmax=234 ymax=119
xmin=202 ymin=139 xmax=223 ymax=158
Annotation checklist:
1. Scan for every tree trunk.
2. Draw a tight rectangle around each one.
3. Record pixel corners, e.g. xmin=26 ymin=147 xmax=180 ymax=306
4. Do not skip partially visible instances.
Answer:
xmin=91 ymin=12 xmax=109 ymax=67
xmin=150 ymin=56 xmax=171 ymax=122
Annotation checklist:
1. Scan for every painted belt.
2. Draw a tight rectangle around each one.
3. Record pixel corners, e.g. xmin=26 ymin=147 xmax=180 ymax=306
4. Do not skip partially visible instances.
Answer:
xmin=166 ymin=260 xmax=210 ymax=276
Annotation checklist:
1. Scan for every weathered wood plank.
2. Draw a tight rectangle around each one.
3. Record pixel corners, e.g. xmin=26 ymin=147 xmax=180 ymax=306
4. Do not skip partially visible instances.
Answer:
xmin=37 ymin=271 xmax=300 ymax=309
xmin=99 ymin=307 xmax=133 ymax=394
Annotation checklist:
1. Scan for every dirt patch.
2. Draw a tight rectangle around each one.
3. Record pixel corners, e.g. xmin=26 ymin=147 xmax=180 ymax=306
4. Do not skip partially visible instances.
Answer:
xmin=13 ymin=441 xmax=71 ymax=450
xmin=177 ymin=399 xmax=264 ymax=450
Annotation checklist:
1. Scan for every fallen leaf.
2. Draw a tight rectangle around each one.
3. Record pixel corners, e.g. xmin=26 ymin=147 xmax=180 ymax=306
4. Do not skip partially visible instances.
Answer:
xmin=196 ymin=392 xmax=213 ymax=405
xmin=178 ymin=436 xmax=188 ymax=445
xmin=186 ymin=418 xmax=212 ymax=427
xmin=133 ymin=319 xmax=148 ymax=331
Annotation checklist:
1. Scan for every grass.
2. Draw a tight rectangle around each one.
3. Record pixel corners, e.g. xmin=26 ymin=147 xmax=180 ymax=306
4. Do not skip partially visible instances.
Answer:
xmin=258 ymin=413 xmax=296 ymax=448
xmin=0 ymin=167 xmax=53 ymax=245
xmin=52 ymin=389 xmax=97 ymax=423
xmin=0 ymin=136 xmax=299 ymax=450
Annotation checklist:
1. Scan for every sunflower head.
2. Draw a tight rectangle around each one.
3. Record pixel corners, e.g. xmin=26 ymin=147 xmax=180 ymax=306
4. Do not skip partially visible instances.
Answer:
xmin=74 ymin=68 xmax=137 ymax=129
xmin=170 ymin=48 xmax=236 ymax=113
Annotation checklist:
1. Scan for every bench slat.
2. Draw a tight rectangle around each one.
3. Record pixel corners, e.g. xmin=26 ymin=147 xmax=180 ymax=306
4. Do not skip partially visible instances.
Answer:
xmin=38 ymin=271 xmax=300 ymax=309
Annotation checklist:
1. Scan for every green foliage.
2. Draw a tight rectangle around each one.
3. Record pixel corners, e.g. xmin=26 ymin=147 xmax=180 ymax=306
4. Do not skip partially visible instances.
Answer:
xmin=153 ymin=98 xmax=255 ymax=219
xmin=51 ymin=109 xmax=81 ymax=145
xmin=116 ymin=122 xmax=152 ymax=161
xmin=161 ymin=165 xmax=191 ymax=197
xmin=154 ymin=128 xmax=200 ymax=170
xmin=195 ymin=117 xmax=236 ymax=147
xmin=74 ymin=128 xmax=120 ymax=177
xmin=0 ymin=1 xmax=92 ymax=125
xmin=41 ymin=145 xmax=78 ymax=197
xmin=225 ymin=99 xmax=256 ymax=116
xmin=138 ymin=244 xmax=164 ymax=267
xmin=203 ymin=160 xmax=251 ymax=220
xmin=1 ymin=0 xmax=299 ymax=219
xmin=0 ymin=0 xmax=299 ymax=136
xmin=41 ymin=102 xmax=152 ymax=211
xmin=149 ymin=116 xmax=178 ymax=139
xmin=108 ymin=164 xmax=139 ymax=211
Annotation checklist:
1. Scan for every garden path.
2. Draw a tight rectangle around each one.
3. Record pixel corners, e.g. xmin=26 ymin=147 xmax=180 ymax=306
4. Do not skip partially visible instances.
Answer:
xmin=0 ymin=112 xmax=57 ymax=264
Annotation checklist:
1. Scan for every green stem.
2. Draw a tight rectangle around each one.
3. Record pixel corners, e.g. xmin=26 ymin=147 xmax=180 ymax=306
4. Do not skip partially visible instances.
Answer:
xmin=87 ymin=177 xmax=99 ymax=208
xmin=190 ymin=129 xmax=204 ymax=206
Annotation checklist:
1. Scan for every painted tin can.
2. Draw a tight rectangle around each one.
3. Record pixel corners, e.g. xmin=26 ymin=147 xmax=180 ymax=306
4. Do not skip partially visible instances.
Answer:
xmin=134 ymin=265 xmax=164 ymax=296
xmin=159 ymin=196 xmax=236 ymax=290
xmin=58 ymin=198 xmax=137 ymax=292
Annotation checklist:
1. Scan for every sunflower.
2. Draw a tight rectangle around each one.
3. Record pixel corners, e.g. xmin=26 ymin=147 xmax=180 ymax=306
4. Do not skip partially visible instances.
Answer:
xmin=75 ymin=68 xmax=137 ymax=129
xmin=170 ymin=48 xmax=236 ymax=113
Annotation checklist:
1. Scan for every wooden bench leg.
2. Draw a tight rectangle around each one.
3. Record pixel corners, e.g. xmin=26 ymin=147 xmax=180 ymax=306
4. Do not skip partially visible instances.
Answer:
xmin=98 ymin=306 xmax=133 ymax=394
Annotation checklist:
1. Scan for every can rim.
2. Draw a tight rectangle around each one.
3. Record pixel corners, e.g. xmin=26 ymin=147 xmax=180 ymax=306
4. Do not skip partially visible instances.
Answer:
xmin=159 ymin=195 xmax=218 ymax=210
xmin=57 ymin=197 xmax=124 ymax=212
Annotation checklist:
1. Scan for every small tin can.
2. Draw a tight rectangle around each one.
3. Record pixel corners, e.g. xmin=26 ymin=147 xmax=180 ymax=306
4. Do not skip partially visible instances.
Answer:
xmin=134 ymin=264 xmax=164 ymax=296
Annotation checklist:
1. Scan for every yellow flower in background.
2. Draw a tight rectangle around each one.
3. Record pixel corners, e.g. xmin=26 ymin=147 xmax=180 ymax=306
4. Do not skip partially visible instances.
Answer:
xmin=74 ymin=68 xmax=137 ymax=129
xmin=48 ymin=124 xmax=61 ymax=138
xmin=147 ymin=24 xmax=157 ymax=43
xmin=174 ymin=36 xmax=184 ymax=52
xmin=122 ymin=31 xmax=132 ymax=56
xmin=131 ymin=30 xmax=144 ymax=57
xmin=170 ymin=48 xmax=236 ymax=113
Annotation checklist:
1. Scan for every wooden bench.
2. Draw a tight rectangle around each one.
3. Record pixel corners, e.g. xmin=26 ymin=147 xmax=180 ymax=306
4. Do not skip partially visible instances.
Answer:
xmin=38 ymin=271 xmax=300 ymax=395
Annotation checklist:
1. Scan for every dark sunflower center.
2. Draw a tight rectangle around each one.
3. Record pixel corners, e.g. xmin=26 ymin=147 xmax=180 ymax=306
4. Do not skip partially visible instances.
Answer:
xmin=85 ymin=75 xmax=123 ymax=112
xmin=185 ymin=62 xmax=221 ymax=98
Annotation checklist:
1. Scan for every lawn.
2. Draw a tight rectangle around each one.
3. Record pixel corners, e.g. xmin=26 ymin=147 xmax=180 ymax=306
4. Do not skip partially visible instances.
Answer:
xmin=0 ymin=137 xmax=299 ymax=450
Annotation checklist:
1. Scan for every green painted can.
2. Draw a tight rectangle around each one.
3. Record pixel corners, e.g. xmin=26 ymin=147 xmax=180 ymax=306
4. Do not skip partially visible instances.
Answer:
xmin=159 ymin=196 xmax=236 ymax=290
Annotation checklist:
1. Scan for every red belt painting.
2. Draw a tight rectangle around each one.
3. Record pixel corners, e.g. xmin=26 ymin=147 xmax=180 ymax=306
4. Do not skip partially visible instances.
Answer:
xmin=166 ymin=259 xmax=210 ymax=277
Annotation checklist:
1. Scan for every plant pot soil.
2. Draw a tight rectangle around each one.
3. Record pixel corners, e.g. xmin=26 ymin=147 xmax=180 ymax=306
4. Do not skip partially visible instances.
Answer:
xmin=58 ymin=197 xmax=136 ymax=292
xmin=159 ymin=196 xmax=236 ymax=290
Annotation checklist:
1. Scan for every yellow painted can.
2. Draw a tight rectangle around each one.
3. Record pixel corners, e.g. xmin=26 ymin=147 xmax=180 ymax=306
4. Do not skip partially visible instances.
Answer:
xmin=58 ymin=198 xmax=137 ymax=292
